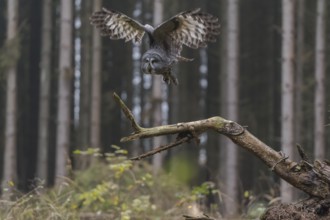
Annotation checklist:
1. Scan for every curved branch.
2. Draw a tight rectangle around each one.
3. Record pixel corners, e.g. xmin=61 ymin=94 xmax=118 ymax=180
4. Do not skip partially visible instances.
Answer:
xmin=113 ymin=93 xmax=330 ymax=199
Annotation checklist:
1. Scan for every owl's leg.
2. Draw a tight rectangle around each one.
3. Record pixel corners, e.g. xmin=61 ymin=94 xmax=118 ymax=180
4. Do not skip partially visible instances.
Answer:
xmin=163 ymin=73 xmax=178 ymax=85
xmin=162 ymin=76 xmax=170 ymax=85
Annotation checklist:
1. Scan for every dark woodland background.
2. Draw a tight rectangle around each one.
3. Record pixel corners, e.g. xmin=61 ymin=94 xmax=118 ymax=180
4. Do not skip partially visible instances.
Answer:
xmin=0 ymin=0 xmax=329 ymax=217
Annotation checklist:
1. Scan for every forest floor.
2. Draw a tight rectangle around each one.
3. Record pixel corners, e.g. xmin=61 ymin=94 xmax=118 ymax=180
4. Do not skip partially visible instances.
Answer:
xmin=262 ymin=197 xmax=330 ymax=220
xmin=5 ymin=147 xmax=328 ymax=219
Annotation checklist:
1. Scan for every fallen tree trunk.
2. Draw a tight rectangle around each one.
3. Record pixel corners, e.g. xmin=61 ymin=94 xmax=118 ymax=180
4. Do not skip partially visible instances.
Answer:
xmin=113 ymin=93 xmax=330 ymax=218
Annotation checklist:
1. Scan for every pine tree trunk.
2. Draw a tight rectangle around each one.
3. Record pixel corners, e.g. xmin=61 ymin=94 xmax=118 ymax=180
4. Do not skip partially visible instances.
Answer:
xmin=219 ymin=0 xmax=228 ymax=207
xmin=221 ymin=0 xmax=240 ymax=216
xmin=314 ymin=0 xmax=326 ymax=160
xmin=206 ymin=0 xmax=221 ymax=178
xmin=76 ymin=0 xmax=92 ymax=169
xmin=295 ymin=0 xmax=304 ymax=153
xmin=280 ymin=0 xmax=295 ymax=203
xmin=37 ymin=0 xmax=52 ymax=182
xmin=2 ymin=0 xmax=18 ymax=198
xmin=151 ymin=0 xmax=165 ymax=173
xmin=90 ymin=0 xmax=102 ymax=149
xmin=55 ymin=0 xmax=73 ymax=184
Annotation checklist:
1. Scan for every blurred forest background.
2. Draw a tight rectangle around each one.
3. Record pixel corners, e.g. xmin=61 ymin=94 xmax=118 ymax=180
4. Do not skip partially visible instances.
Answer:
xmin=0 ymin=0 xmax=329 ymax=218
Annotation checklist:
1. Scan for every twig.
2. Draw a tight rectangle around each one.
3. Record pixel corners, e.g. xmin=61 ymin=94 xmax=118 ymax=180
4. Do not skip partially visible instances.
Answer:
xmin=183 ymin=213 xmax=215 ymax=220
xmin=271 ymin=154 xmax=289 ymax=171
xmin=130 ymin=136 xmax=192 ymax=160
xmin=296 ymin=144 xmax=310 ymax=162
xmin=113 ymin=92 xmax=143 ymax=132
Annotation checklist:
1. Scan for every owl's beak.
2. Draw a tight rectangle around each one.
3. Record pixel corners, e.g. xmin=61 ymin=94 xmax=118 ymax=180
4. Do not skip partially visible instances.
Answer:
xmin=141 ymin=61 xmax=152 ymax=75
xmin=142 ymin=57 xmax=159 ymax=75
xmin=146 ymin=57 xmax=158 ymax=68
xmin=147 ymin=64 xmax=152 ymax=73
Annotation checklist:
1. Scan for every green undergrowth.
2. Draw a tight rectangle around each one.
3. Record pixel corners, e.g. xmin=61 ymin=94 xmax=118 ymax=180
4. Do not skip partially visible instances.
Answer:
xmin=0 ymin=146 xmax=219 ymax=220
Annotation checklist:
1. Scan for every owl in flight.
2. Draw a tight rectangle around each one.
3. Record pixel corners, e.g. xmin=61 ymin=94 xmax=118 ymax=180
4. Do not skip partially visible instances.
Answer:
xmin=90 ymin=8 xmax=220 ymax=85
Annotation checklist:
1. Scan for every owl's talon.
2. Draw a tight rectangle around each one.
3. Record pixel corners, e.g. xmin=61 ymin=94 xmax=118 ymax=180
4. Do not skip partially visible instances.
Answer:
xmin=170 ymin=76 xmax=179 ymax=85
xmin=162 ymin=76 xmax=176 ymax=85
xmin=162 ymin=75 xmax=178 ymax=85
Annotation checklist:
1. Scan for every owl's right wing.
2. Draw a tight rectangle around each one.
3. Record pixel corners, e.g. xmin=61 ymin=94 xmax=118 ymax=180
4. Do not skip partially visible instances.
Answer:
xmin=90 ymin=8 xmax=146 ymax=44
xmin=154 ymin=8 xmax=220 ymax=58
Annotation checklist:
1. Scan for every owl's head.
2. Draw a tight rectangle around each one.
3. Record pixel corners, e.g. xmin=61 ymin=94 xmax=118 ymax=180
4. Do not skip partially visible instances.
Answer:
xmin=141 ymin=49 xmax=172 ymax=76
xmin=141 ymin=49 xmax=178 ymax=85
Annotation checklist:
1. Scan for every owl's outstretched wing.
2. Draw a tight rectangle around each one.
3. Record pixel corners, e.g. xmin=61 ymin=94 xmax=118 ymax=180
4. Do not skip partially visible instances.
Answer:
xmin=90 ymin=8 xmax=146 ymax=44
xmin=154 ymin=8 xmax=220 ymax=58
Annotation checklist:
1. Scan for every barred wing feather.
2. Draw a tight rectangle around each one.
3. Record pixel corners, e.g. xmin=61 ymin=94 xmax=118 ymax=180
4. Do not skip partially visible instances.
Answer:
xmin=90 ymin=8 xmax=145 ymax=44
xmin=154 ymin=8 xmax=220 ymax=58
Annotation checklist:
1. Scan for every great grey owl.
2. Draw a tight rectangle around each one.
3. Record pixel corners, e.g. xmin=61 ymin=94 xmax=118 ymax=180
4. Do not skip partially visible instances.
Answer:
xmin=90 ymin=8 xmax=220 ymax=85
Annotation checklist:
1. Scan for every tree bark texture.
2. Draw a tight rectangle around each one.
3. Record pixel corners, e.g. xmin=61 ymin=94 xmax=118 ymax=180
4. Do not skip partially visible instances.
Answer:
xmin=295 ymin=0 xmax=304 ymax=150
xmin=55 ymin=0 xmax=73 ymax=184
xmin=37 ymin=0 xmax=52 ymax=182
xmin=314 ymin=0 xmax=326 ymax=160
xmin=2 ymin=0 xmax=18 ymax=198
xmin=221 ymin=0 xmax=240 ymax=216
xmin=281 ymin=0 xmax=295 ymax=203
xmin=151 ymin=0 xmax=165 ymax=173
xmin=76 ymin=0 xmax=92 ymax=170
xmin=90 ymin=0 xmax=102 ymax=149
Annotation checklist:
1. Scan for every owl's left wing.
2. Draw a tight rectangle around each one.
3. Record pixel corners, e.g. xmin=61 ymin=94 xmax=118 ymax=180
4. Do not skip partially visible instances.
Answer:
xmin=90 ymin=8 xmax=146 ymax=44
xmin=154 ymin=8 xmax=220 ymax=57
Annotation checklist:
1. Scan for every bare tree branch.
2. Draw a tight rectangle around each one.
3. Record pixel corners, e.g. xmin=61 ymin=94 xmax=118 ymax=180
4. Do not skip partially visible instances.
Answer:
xmin=113 ymin=92 xmax=143 ymax=132
xmin=113 ymin=92 xmax=330 ymax=199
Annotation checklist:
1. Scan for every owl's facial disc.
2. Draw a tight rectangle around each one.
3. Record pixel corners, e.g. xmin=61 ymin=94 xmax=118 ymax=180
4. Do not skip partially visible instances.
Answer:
xmin=141 ymin=52 xmax=167 ymax=75
xmin=141 ymin=49 xmax=178 ymax=85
